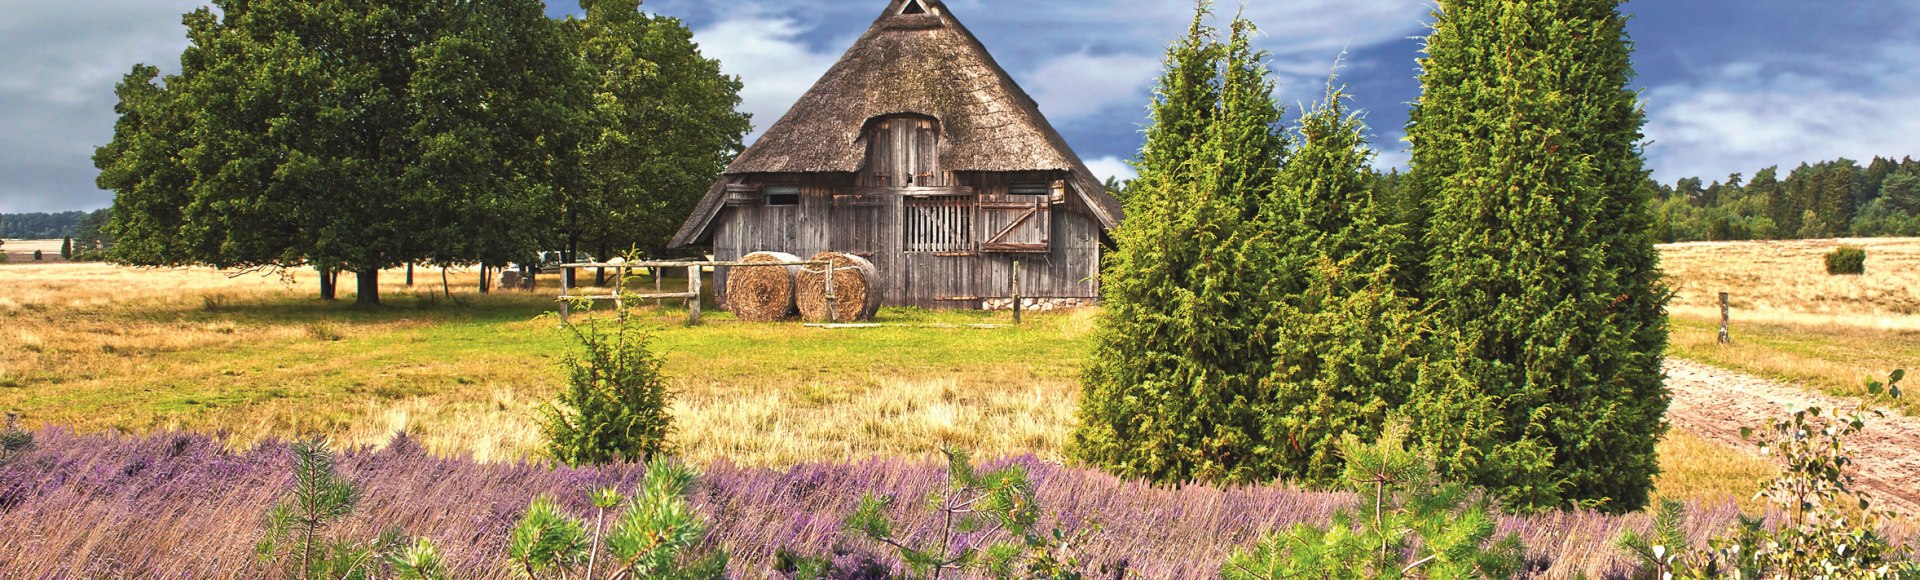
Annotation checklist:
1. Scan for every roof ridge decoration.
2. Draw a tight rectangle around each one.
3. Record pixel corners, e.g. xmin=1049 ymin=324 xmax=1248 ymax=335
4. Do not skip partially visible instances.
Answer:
xmin=671 ymin=0 xmax=1123 ymax=248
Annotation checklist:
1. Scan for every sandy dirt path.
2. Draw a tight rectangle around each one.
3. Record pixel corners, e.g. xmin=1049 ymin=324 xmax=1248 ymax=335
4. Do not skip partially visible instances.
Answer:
xmin=1667 ymin=358 xmax=1920 ymax=516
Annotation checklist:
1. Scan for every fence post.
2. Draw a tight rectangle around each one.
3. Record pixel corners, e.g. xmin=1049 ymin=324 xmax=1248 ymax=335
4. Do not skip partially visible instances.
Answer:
xmin=653 ymin=267 xmax=663 ymax=309
xmin=687 ymin=265 xmax=702 ymax=326
xmin=560 ymin=265 xmax=572 ymax=324
xmin=824 ymin=261 xmax=838 ymax=324
xmin=1728 ymin=290 xmax=1743 ymax=343
xmin=1011 ymin=260 xmax=1022 ymax=324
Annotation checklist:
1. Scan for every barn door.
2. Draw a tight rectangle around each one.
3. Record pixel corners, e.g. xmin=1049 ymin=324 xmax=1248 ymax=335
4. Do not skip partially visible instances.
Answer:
xmin=862 ymin=115 xmax=940 ymax=187
xmin=980 ymin=196 xmax=1050 ymax=252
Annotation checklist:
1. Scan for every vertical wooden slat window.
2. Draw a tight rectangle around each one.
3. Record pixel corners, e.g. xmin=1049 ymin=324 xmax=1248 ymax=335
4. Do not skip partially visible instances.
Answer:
xmin=904 ymin=195 xmax=974 ymax=253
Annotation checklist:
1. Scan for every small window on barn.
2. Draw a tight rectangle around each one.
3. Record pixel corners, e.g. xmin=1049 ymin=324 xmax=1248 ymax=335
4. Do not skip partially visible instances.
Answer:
xmin=765 ymin=186 xmax=800 ymax=207
xmin=900 ymin=0 xmax=928 ymax=15
xmin=904 ymin=196 xmax=973 ymax=253
xmin=1009 ymin=182 xmax=1050 ymax=196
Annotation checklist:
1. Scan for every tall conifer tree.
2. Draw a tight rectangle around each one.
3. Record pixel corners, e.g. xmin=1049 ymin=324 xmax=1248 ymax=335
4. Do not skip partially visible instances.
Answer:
xmin=1072 ymin=6 xmax=1288 ymax=483
xmin=1250 ymin=86 xmax=1437 ymax=483
xmin=1409 ymin=0 xmax=1668 ymax=512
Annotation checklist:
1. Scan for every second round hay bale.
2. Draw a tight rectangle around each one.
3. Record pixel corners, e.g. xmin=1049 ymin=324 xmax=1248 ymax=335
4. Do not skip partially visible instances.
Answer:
xmin=725 ymin=251 xmax=803 ymax=322
xmin=796 ymin=252 xmax=881 ymax=322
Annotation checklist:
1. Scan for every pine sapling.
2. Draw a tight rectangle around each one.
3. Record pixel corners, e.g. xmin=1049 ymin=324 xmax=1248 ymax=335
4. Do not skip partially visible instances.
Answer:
xmin=257 ymin=438 xmax=408 ymax=580
xmin=1223 ymin=422 xmax=1524 ymax=579
xmin=845 ymin=448 xmax=1097 ymax=580
xmin=506 ymin=459 xmax=726 ymax=579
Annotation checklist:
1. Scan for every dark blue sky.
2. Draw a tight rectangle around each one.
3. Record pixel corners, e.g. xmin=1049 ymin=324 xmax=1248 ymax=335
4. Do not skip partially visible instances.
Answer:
xmin=3 ymin=0 xmax=1916 ymax=213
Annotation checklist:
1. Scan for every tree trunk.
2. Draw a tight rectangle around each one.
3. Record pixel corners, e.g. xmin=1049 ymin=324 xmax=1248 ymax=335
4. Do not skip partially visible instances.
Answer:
xmin=406 ymin=263 xmax=414 ymax=287
xmin=596 ymin=243 xmax=611 ymax=286
xmin=479 ymin=264 xmax=492 ymax=294
xmin=318 ymin=266 xmax=337 ymax=301
xmin=355 ymin=269 xmax=380 ymax=306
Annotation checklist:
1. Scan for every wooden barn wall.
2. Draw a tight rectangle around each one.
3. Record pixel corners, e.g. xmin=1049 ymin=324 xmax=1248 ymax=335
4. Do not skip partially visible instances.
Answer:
xmin=709 ymin=171 xmax=1102 ymax=309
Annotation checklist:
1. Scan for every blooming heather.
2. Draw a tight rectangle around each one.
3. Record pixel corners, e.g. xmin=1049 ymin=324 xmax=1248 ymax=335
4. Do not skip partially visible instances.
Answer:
xmin=0 ymin=429 xmax=1811 ymax=578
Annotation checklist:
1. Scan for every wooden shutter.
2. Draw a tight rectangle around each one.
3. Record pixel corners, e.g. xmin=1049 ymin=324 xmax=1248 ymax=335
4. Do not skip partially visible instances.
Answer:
xmin=980 ymin=196 xmax=1049 ymax=252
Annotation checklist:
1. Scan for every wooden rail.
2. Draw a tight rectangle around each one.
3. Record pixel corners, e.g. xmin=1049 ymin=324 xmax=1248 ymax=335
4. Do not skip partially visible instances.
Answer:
xmin=556 ymin=259 xmax=854 ymax=326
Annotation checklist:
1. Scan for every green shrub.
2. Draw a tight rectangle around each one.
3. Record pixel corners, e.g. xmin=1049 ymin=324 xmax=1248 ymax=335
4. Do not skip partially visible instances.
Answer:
xmin=542 ymin=312 xmax=674 ymax=466
xmin=0 ymin=413 xmax=32 ymax=467
xmin=32 ymin=249 xmax=42 ymax=261
xmin=256 ymin=438 xmax=411 ymax=579
xmin=60 ymin=237 xmax=72 ymax=260
xmin=502 ymin=459 xmax=726 ymax=579
xmin=841 ymin=448 xmax=1099 ymax=580
xmin=1826 ymin=245 xmax=1867 ymax=275
xmin=1617 ymin=371 xmax=1917 ymax=578
xmin=1222 ymin=422 xmax=1524 ymax=579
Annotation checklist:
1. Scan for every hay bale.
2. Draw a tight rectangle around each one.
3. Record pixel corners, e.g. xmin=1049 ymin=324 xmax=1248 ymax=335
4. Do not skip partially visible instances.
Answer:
xmin=796 ymin=252 xmax=881 ymax=322
xmin=725 ymin=252 xmax=803 ymax=322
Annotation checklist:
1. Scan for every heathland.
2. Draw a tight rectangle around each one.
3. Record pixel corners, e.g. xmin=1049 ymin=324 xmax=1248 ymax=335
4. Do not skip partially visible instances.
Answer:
xmin=3 ymin=238 xmax=1918 ymax=574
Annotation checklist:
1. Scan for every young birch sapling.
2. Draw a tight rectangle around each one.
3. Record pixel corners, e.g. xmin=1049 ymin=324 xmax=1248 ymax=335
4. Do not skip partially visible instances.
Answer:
xmin=1617 ymin=370 xmax=1918 ymax=579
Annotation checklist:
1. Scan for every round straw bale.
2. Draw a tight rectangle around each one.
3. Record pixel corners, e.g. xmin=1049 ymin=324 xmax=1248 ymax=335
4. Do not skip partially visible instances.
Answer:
xmin=725 ymin=251 xmax=802 ymax=322
xmin=796 ymin=252 xmax=881 ymax=322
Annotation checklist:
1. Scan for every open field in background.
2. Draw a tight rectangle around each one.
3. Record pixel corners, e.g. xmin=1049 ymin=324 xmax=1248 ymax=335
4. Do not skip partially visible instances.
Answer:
xmin=0 ymin=238 xmax=70 ymax=263
xmin=1661 ymin=237 xmax=1920 ymax=329
xmin=1661 ymin=238 xmax=1920 ymax=416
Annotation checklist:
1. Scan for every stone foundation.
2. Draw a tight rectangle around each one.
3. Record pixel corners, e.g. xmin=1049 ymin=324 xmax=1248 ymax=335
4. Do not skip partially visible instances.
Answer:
xmin=981 ymin=297 xmax=1095 ymax=311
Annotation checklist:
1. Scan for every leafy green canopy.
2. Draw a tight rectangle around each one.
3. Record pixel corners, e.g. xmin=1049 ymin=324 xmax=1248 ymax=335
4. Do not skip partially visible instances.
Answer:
xmin=562 ymin=0 xmax=750 ymax=263
xmin=1410 ymin=0 xmax=1669 ymax=512
xmin=95 ymin=0 xmax=748 ymax=303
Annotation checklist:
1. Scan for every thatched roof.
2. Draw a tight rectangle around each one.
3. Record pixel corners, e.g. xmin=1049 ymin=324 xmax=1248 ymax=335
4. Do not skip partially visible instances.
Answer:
xmin=672 ymin=0 xmax=1123 ymax=248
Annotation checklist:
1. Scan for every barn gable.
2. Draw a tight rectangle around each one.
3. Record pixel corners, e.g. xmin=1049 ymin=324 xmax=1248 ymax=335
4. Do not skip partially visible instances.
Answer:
xmin=670 ymin=0 xmax=1122 ymax=248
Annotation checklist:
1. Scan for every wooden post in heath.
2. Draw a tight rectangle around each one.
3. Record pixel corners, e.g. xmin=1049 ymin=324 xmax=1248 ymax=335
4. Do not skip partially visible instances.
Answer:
xmin=1718 ymin=292 xmax=1731 ymax=344
xmin=687 ymin=264 xmax=702 ymax=326
xmin=1011 ymin=260 xmax=1023 ymax=324
xmin=653 ymin=267 xmax=663 ymax=309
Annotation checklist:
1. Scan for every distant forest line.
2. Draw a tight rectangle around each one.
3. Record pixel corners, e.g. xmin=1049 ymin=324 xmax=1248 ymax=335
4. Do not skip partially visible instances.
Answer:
xmin=0 ymin=210 xmax=102 ymax=239
xmin=12 ymin=154 xmax=1916 ymax=246
xmin=1353 ymin=154 xmax=1920 ymax=244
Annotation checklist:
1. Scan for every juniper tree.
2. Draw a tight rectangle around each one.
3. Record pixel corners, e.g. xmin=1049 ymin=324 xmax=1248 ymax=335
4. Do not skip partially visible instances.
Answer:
xmin=1249 ymin=86 xmax=1441 ymax=484
xmin=1409 ymin=0 xmax=1669 ymax=512
xmin=1072 ymin=5 xmax=1289 ymax=483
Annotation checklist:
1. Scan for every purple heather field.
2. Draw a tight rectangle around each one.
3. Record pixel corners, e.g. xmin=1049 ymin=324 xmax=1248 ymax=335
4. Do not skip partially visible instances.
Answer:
xmin=0 ymin=429 xmax=1746 ymax=578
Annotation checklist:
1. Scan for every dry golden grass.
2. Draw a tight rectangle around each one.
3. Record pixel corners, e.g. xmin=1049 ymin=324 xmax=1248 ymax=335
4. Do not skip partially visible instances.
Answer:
xmin=1661 ymin=237 xmax=1920 ymax=329
xmin=0 ymin=262 xmax=1084 ymax=466
xmin=1651 ymin=429 xmax=1773 ymax=512
xmin=1 ymin=238 xmax=71 ymax=262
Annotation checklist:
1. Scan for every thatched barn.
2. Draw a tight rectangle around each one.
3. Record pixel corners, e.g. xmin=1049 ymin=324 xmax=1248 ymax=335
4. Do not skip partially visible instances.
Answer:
xmin=669 ymin=0 xmax=1123 ymax=310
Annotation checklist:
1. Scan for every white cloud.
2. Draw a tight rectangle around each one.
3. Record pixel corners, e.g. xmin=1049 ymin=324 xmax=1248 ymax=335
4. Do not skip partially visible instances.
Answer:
xmin=690 ymin=13 xmax=843 ymax=143
xmin=1082 ymin=156 xmax=1137 ymax=185
xmin=1642 ymin=48 xmax=1920 ymax=181
xmin=1023 ymin=51 xmax=1161 ymax=122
